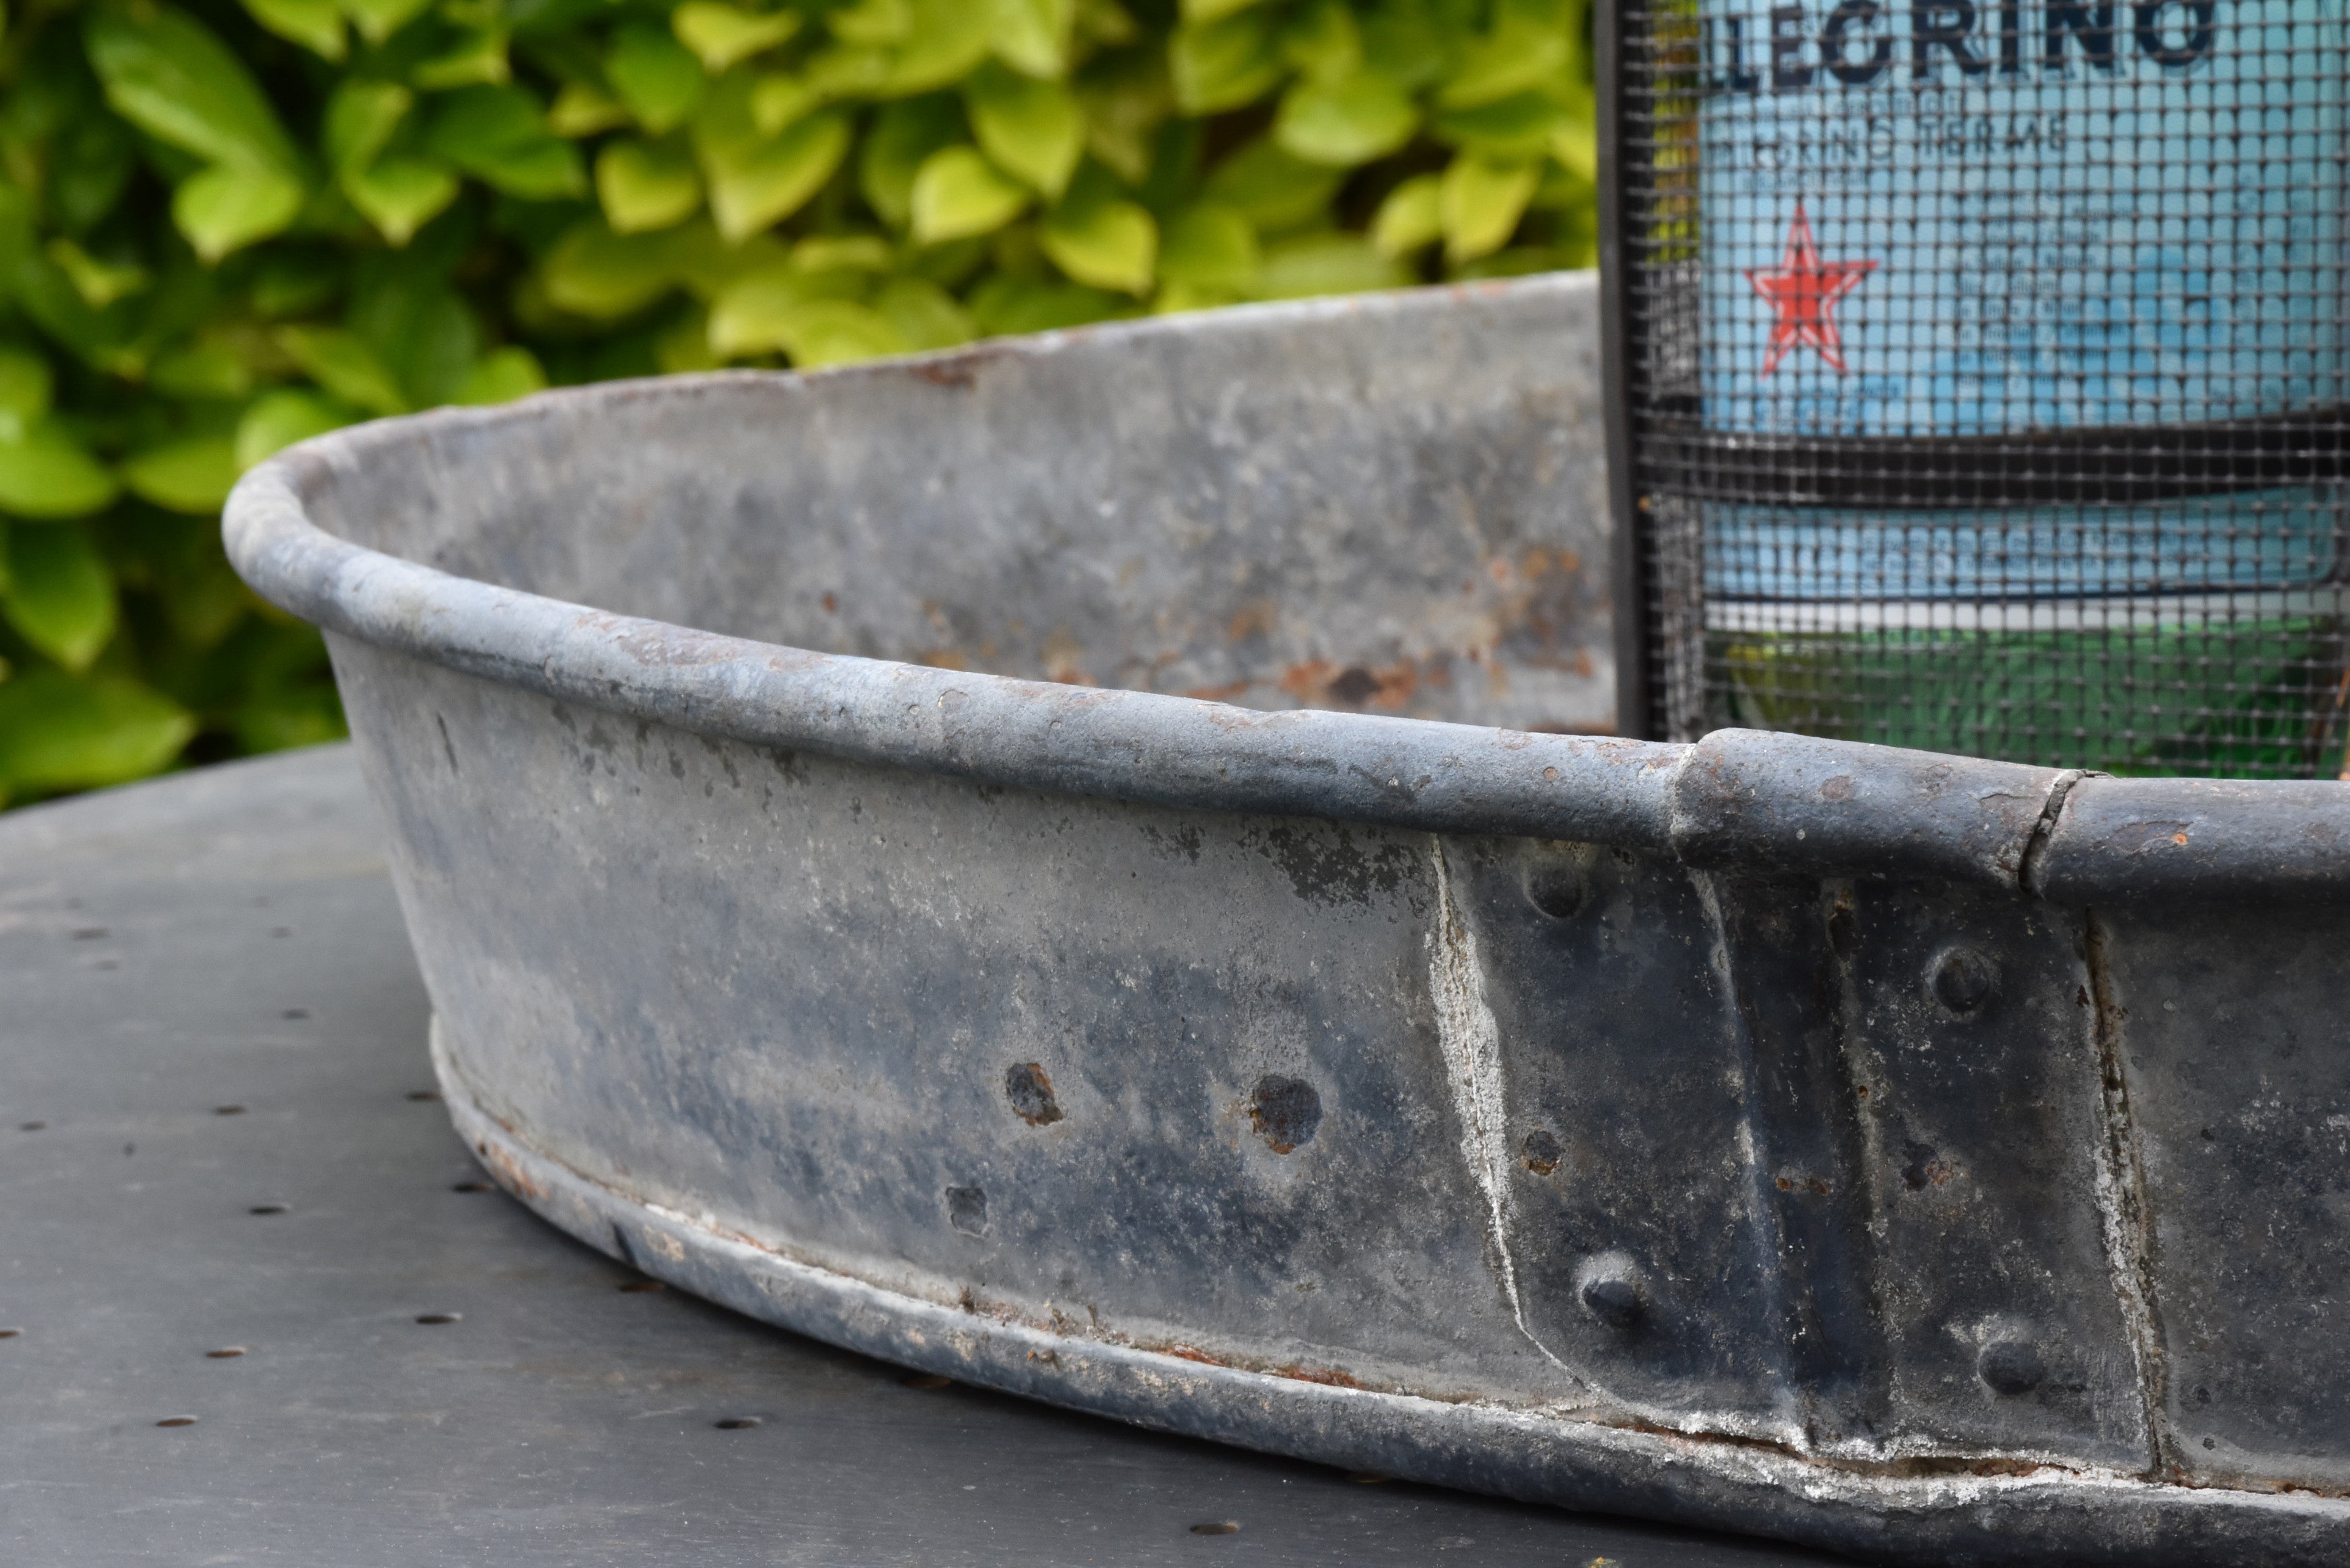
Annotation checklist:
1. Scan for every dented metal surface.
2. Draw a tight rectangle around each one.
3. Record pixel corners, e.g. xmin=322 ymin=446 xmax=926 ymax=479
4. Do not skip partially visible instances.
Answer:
xmin=226 ymin=276 xmax=2350 ymax=1565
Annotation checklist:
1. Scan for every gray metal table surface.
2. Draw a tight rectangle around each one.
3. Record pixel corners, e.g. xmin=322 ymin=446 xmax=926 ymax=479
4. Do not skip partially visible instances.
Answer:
xmin=0 ymin=744 xmax=1849 ymax=1566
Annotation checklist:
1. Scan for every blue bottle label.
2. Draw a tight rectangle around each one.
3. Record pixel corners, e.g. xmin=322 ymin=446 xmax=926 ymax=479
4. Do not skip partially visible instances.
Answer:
xmin=1689 ymin=0 xmax=2348 ymax=605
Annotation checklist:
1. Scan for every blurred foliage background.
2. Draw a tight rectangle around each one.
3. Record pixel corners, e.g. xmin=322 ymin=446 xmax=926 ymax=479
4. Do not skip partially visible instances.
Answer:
xmin=0 ymin=0 xmax=1596 ymax=808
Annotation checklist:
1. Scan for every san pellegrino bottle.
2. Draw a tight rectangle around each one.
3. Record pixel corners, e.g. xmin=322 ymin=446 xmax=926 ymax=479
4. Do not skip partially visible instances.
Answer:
xmin=1672 ymin=0 xmax=2348 ymax=773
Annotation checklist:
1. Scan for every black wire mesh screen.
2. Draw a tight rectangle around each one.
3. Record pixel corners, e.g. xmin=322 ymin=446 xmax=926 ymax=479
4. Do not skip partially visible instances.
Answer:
xmin=1609 ymin=0 xmax=2350 ymax=776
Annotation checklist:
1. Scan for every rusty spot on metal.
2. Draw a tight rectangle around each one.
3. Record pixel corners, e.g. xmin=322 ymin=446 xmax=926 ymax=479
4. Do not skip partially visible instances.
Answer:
xmin=2107 ymin=820 xmax=2193 ymax=855
xmin=1775 ymin=1173 xmax=1834 ymax=1196
xmin=1004 ymin=1063 xmax=1064 ymax=1126
xmin=1521 ymin=1129 xmax=1562 ymax=1174
xmin=1248 ymin=1075 xmax=1321 ymax=1153
xmin=1276 ymin=659 xmax=1422 ymax=711
xmin=1277 ymin=1363 xmax=1365 ymax=1389
xmin=481 ymin=1141 xmax=546 ymax=1200
xmin=1165 ymin=1344 xmax=1225 ymax=1366
xmin=1819 ymin=775 xmax=1855 ymax=801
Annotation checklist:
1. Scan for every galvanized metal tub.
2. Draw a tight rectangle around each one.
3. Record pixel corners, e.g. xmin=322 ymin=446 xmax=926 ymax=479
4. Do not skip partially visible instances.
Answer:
xmin=224 ymin=274 xmax=2350 ymax=1565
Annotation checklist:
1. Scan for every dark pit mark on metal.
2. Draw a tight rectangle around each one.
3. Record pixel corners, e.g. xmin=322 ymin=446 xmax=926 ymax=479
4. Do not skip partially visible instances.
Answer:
xmin=406 ymin=1091 xmax=441 ymax=1102
xmin=1579 ymin=1267 xmax=1646 ymax=1330
xmin=281 ymin=1008 xmax=309 ymax=1020
xmin=247 ymin=1203 xmax=289 ymax=1216
xmin=1979 ymin=1338 xmax=2047 ymax=1396
xmin=1248 ymin=1076 xmax=1321 ymax=1154
xmin=0 ymin=1328 xmax=21 ymax=1339
xmin=205 ymin=1347 xmax=245 ymax=1358
xmin=946 ymin=1185 xmax=989 ymax=1236
xmin=1521 ymin=1129 xmax=1562 ymax=1175
xmin=617 ymin=1280 xmax=664 ymax=1293
xmin=1189 ymin=1522 xmax=1240 ymax=1535
xmin=18 ymin=1121 xmax=45 ymax=1131
xmin=1930 ymin=946 xmax=1994 ymax=1013
xmin=415 ymin=1313 xmax=461 ymax=1325
xmin=1003 ymin=1062 xmax=1064 ymax=1126
xmin=213 ymin=1104 xmax=246 ymax=1115
xmin=1521 ymin=857 xmax=1587 ymax=920
xmin=902 ymin=1373 xmax=952 ymax=1390
xmin=714 ymin=1417 xmax=761 ymax=1429
xmin=452 ymin=1181 xmax=492 ymax=1193
xmin=154 ymin=1417 xmax=196 ymax=1428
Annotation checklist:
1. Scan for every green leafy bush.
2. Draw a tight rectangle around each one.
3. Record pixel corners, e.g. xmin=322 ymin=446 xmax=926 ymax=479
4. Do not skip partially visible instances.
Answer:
xmin=0 ymin=0 xmax=1596 ymax=807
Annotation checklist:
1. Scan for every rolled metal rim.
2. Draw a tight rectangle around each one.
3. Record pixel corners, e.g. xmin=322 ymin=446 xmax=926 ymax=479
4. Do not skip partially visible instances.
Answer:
xmin=225 ymin=336 xmax=2350 ymax=909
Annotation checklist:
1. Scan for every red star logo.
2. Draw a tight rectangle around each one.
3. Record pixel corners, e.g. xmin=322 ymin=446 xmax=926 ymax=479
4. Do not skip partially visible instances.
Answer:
xmin=1745 ymin=201 xmax=1876 ymax=375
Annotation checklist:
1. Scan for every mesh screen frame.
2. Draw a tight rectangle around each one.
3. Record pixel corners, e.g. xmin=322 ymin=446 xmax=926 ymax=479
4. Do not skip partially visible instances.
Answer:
xmin=1600 ymin=0 xmax=2350 ymax=778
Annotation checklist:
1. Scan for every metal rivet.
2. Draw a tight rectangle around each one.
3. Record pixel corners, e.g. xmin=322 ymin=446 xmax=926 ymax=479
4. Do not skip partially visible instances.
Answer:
xmin=1577 ymin=1255 xmax=1645 ymax=1330
xmin=1931 ymin=947 xmax=1994 ymax=1013
xmin=1978 ymin=1337 xmax=2044 ymax=1395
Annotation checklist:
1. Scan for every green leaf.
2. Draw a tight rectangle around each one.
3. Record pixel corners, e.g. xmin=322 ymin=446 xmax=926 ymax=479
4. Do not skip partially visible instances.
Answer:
xmin=988 ymin=0 xmax=1075 ymax=79
xmin=1181 ymin=0 xmax=1271 ymax=23
xmin=705 ymin=264 xmax=865 ymax=356
xmin=173 ymin=165 xmax=306 ymax=263
xmin=1251 ymin=232 xmax=1410 ymax=300
xmin=1202 ymin=139 xmax=1343 ymax=234
xmin=881 ymin=0 xmax=993 ymax=96
xmin=607 ymin=22 xmax=707 ymax=135
xmin=778 ymin=300 xmax=908 ymax=367
xmin=277 ymin=325 xmax=409 ymax=415
xmin=703 ymin=112 xmax=850 ymax=242
xmin=154 ymin=335 xmax=259 ymax=405
xmin=1370 ymin=172 xmax=1442 ymax=256
xmin=425 ymin=87 xmax=586 ymax=200
xmin=967 ymin=272 xmax=1126 ymax=335
xmin=597 ymin=138 xmax=703 ymax=234
xmin=341 ymin=155 xmax=462 ymax=246
xmin=911 ymin=146 xmax=1029 ymax=243
xmin=324 ymin=81 xmax=413 ymax=174
xmin=540 ymin=218 xmax=680 ymax=318
xmin=49 ymin=116 xmax=139 ymax=235
xmin=791 ymin=234 xmax=894 ymax=271
xmin=673 ymin=2 xmax=800 ymax=73
xmin=341 ymin=0 xmax=434 ymax=46
xmin=1042 ymin=193 xmax=1154 ymax=294
xmin=0 ymin=348 xmax=55 ymax=425
xmin=122 ymin=436 xmax=240 ymax=513
xmin=1157 ymin=201 xmax=1258 ymax=289
xmin=412 ymin=28 xmax=512 ymax=91
xmin=0 ymin=670 xmax=196 ymax=794
xmin=550 ymin=81 xmax=632 ymax=138
xmin=45 ymin=238 xmax=148 ymax=309
xmin=454 ymin=345 xmax=547 ymax=404
xmin=859 ymin=95 xmax=963 ymax=230
xmin=1274 ymin=69 xmax=1416 ymax=167
xmin=1278 ymin=0 xmax=1360 ymax=81
xmin=752 ymin=75 xmax=818 ymax=135
xmin=235 ymin=388 xmax=356 ymax=469
xmin=827 ymin=0 xmax=912 ymax=46
xmin=3 ymin=525 xmax=116 ymax=671
xmin=1437 ymin=17 xmax=1569 ymax=110
xmin=876 ymin=275 xmax=976 ymax=351
xmin=1431 ymin=88 xmax=1571 ymax=158
xmin=1550 ymin=116 xmax=1597 ymax=183
xmin=966 ymin=63 xmax=1083 ymax=198
xmin=84 ymin=5 xmax=302 ymax=174
xmin=240 ymin=0 xmax=347 ymax=60
xmin=0 ymin=422 xmax=120 ymax=519
xmin=1169 ymin=11 xmax=1283 ymax=114
xmin=1439 ymin=151 xmax=1539 ymax=263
